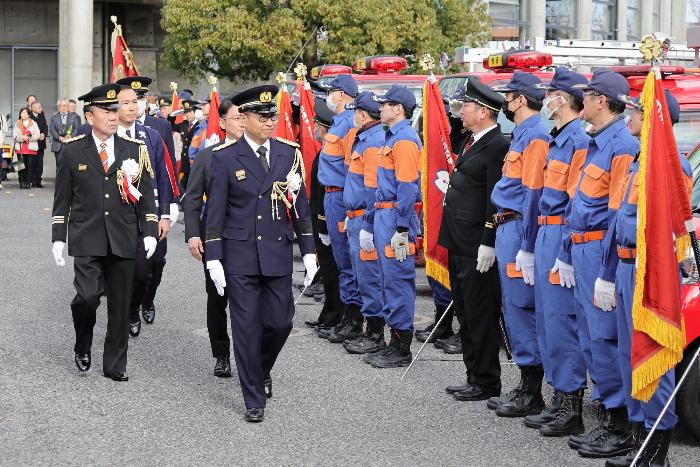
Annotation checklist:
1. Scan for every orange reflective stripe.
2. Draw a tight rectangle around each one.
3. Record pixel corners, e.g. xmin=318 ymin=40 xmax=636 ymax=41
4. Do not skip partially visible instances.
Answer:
xmin=608 ymin=153 xmax=634 ymax=210
xmin=568 ymin=149 xmax=587 ymax=198
xmin=363 ymin=146 xmax=380 ymax=188
xmin=393 ymin=140 xmax=421 ymax=183
xmin=579 ymin=163 xmax=610 ymax=198
xmin=522 ymin=139 xmax=549 ymax=190
xmin=322 ymin=133 xmax=344 ymax=157
xmin=627 ymin=173 xmax=639 ymax=205
xmin=503 ymin=150 xmax=522 ymax=179
xmin=544 ymin=159 xmax=570 ymax=192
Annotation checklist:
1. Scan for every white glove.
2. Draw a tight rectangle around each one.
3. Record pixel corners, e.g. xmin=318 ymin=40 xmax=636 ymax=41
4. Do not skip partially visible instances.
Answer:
xmin=206 ymin=260 xmax=226 ymax=296
xmin=169 ymin=203 xmax=180 ymax=224
xmin=594 ymin=278 xmax=616 ymax=312
xmin=476 ymin=245 xmax=496 ymax=273
xmin=144 ymin=236 xmax=157 ymax=259
xmin=515 ymin=249 xmax=535 ymax=285
xmin=359 ymin=229 xmax=375 ymax=252
xmin=319 ymin=233 xmax=331 ymax=246
xmin=551 ymin=258 xmax=576 ymax=288
xmin=52 ymin=241 xmax=66 ymax=266
xmin=303 ymin=254 xmax=318 ymax=287
xmin=390 ymin=230 xmax=410 ymax=262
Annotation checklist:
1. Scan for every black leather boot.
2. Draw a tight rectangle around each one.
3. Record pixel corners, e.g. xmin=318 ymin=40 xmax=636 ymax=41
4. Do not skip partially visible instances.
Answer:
xmin=569 ymin=403 xmax=608 ymax=449
xmin=487 ymin=374 xmax=526 ymax=410
xmin=524 ymin=390 xmax=564 ymax=428
xmin=578 ymin=407 xmax=637 ymax=458
xmin=495 ymin=366 xmax=545 ymax=417
xmin=363 ymin=329 xmax=412 ymax=368
xmin=343 ymin=317 xmax=386 ymax=354
xmin=415 ymin=305 xmax=453 ymax=343
xmin=328 ymin=304 xmax=363 ymax=343
xmin=539 ymin=389 xmax=585 ymax=436
xmin=605 ymin=428 xmax=672 ymax=467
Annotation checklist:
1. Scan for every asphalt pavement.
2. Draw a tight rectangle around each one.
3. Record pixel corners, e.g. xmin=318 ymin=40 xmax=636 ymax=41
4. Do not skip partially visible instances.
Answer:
xmin=0 ymin=156 xmax=697 ymax=466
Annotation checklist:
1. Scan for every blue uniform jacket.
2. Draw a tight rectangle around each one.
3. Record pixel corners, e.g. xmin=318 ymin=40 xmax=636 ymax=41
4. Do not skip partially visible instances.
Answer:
xmin=491 ymin=114 xmax=550 ymax=252
xmin=318 ymin=109 xmax=355 ymax=188
xmin=135 ymin=122 xmax=173 ymax=216
xmin=567 ymin=117 xmax=638 ymax=281
xmin=343 ymin=121 xmax=385 ymax=212
xmin=364 ymin=119 xmax=422 ymax=232
xmin=204 ymin=137 xmax=315 ymax=276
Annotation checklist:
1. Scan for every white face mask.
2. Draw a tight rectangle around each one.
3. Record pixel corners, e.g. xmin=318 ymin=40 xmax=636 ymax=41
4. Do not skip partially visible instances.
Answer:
xmin=542 ymin=95 xmax=564 ymax=120
xmin=326 ymin=94 xmax=338 ymax=113
xmin=194 ymin=109 xmax=204 ymax=121
xmin=137 ymin=99 xmax=148 ymax=118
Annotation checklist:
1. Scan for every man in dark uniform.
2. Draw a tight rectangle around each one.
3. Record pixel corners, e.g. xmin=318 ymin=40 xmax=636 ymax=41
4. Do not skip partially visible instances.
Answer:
xmin=439 ymin=78 xmax=509 ymax=401
xmin=205 ymin=85 xmax=318 ymax=422
xmin=51 ymin=83 xmax=158 ymax=381
xmin=183 ymin=97 xmax=246 ymax=378
xmin=305 ymin=97 xmax=344 ymax=331
xmin=173 ymin=99 xmax=199 ymax=189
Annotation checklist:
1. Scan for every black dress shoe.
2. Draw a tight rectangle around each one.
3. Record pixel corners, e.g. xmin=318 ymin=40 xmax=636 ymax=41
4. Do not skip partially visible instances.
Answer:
xmin=442 ymin=334 xmax=462 ymax=354
xmin=214 ymin=357 xmax=232 ymax=377
xmin=264 ymin=376 xmax=272 ymax=398
xmin=129 ymin=320 xmax=141 ymax=337
xmin=453 ymin=385 xmax=500 ymax=401
xmin=445 ymin=382 xmax=471 ymax=394
xmin=103 ymin=372 xmax=129 ymax=382
xmin=74 ymin=352 xmax=91 ymax=372
xmin=304 ymin=320 xmax=322 ymax=328
xmin=245 ymin=407 xmax=265 ymax=422
xmin=142 ymin=304 xmax=156 ymax=324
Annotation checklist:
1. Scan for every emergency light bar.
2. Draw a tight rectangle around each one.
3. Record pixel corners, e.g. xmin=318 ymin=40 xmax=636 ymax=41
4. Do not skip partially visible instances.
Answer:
xmin=310 ymin=64 xmax=353 ymax=79
xmin=353 ymin=56 xmax=408 ymax=75
xmin=607 ymin=65 xmax=687 ymax=77
xmin=483 ymin=50 xmax=553 ymax=72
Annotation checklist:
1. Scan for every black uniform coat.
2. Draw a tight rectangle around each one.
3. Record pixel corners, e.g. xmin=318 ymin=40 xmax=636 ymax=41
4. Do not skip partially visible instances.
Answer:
xmin=51 ymin=134 xmax=158 ymax=259
xmin=183 ymin=142 xmax=221 ymax=244
xmin=438 ymin=125 xmax=509 ymax=258
xmin=205 ymin=137 xmax=315 ymax=277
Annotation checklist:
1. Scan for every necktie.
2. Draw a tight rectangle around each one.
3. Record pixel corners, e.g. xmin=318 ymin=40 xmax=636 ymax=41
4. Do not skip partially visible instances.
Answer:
xmin=61 ymin=114 xmax=67 ymax=125
xmin=126 ymin=129 xmax=132 ymax=138
xmin=462 ymin=135 xmax=475 ymax=155
xmin=100 ymin=142 xmax=109 ymax=173
xmin=256 ymin=146 xmax=270 ymax=173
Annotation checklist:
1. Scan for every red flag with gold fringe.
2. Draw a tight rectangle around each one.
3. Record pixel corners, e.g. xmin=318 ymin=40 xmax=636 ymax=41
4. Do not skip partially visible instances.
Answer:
xmin=110 ymin=16 xmax=139 ymax=83
xmin=421 ymin=74 xmax=455 ymax=289
xmin=298 ymin=80 xmax=320 ymax=197
xmin=632 ymin=71 xmax=690 ymax=401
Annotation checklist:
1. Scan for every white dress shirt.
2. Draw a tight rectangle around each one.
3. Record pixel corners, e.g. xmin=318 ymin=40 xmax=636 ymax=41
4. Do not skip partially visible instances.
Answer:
xmin=92 ymin=133 xmax=115 ymax=168
xmin=243 ymin=133 xmax=270 ymax=165
xmin=471 ymin=124 xmax=497 ymax=145
xmin=117 ymin=123 xmax=137 ymax=140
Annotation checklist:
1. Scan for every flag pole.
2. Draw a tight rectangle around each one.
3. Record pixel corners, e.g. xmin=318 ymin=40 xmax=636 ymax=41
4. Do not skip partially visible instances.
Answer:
xmin=401 ymin=300 xmax=454 ymax=380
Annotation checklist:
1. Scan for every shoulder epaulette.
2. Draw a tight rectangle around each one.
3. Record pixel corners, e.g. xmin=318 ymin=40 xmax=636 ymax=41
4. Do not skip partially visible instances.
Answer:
xmin=120 ymin=134 xmax=146 ymax=145
xmin=275 ymin=137 xmax=299 ymax=148
xmin=212 ymin=140 xmax=236 ymax=152
xmin=63 ymin=134 xmax=86 ymax=144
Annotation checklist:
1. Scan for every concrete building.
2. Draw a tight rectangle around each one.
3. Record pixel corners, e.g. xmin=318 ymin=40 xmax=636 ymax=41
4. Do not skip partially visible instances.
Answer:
xmin=0 ymin=0 xmax=692 ymax=120
xmin=489 ymin=0 xmax=688 ymax=44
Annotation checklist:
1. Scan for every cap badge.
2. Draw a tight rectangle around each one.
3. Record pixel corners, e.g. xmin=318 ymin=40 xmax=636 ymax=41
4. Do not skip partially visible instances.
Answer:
xmin=107 ymin=89 xmax=117 ymax=99
xmin=131 ymin=81 xmax=142 ymax=90
xmin=260 ymin=91 xmax=273 ymax=103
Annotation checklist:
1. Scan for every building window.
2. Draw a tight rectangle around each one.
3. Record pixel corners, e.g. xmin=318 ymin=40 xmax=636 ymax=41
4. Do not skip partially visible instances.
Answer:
xmin=652 ymin=0 xmax=660 ymax=32
xmin=592 ymin=0 xmax=617 ymax=40
xmin=546 ymin=0 xmax=577 ymax=39
xmin=490 ymin=0 xmax=529 ymax=42
xmin=627 ymin=0 xmax=642 ymax=40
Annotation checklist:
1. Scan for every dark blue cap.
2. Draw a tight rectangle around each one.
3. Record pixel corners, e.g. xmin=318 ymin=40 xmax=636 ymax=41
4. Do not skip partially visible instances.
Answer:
xmin=461 ymin=76 xmax=504 ymax=111
xmin=78 ymin=83 xmax=121 ymax=110
xmin=230 ymin=84 xmax=278 ymax=114
xmin=572 ymin=68 xmax=629 ymax=102
xmin=492 ymin=71 xmax=545 ymax=101
xmin=319 ymin=74 xmax=358 ymax=97
xmin=116 ymin=76 xmax=152 ymax=95
xmin=178 ymin=90 xmax=194 ymax=100
xmin=345 ymin=91 xmax=381 ymax=114
xmin=618 ymin=89 xmax=680 ymax=125
xmin=376 ymin=84 xmax=417 ymax=110
xmin=535 ymin=67 xmax=588 ymax=101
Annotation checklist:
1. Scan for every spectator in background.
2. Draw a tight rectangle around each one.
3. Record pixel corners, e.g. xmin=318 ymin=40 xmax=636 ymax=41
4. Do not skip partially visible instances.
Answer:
xmin=13 ymin=107 xmax=40 ymax=189
xmin=30 ymin=101 xmax=48 ymax=188
xmin=68 ymin=99 xmax=82 ymax=124
xmin=26 ymin=95 xmax=37 ymax=107
xmin=49 ymin=98 xmax=81 ymax=163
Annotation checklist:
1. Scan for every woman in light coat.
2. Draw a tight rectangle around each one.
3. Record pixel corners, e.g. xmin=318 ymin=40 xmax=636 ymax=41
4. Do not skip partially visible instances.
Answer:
xmin=13 ymin=107 xmax=40 ymax=189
